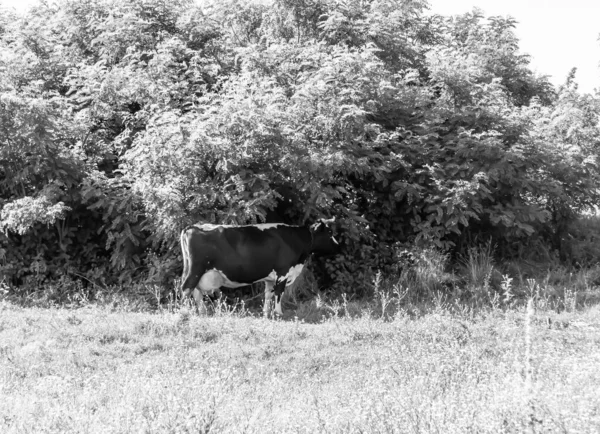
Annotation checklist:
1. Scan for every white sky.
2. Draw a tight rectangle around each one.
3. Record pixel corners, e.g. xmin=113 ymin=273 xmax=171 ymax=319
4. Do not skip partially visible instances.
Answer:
xmin=2 ymin=0 xmax=599 ymax=94
xmin=428 ymin=0 xmax=599 ymax=94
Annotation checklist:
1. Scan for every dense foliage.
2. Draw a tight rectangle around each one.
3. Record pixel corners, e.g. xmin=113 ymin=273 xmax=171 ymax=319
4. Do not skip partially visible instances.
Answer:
xmin=1 ymin=0 xmax=599 ymax=295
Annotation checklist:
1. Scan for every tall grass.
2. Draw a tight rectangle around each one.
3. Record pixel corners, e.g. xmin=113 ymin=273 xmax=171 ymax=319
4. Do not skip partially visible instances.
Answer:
xmin=459 ymin=240 xmax=498 ymax=304
xmin=396 ymin=247 xmax=453 ymax=298
xmin=1 ymin=299 xmax=599 ymax=433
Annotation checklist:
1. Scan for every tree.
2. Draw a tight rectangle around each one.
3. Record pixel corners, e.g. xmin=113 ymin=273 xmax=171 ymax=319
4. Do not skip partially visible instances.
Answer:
xmin=1 ymin=0 xmax=599 ymax=295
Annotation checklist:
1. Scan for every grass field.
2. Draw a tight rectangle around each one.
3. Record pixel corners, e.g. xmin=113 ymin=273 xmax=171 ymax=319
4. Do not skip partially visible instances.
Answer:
xmin=1 ymin=299 xmax=600 ymax=433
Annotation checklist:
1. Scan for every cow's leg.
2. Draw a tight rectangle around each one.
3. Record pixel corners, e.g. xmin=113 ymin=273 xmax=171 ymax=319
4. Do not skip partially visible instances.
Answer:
xmin=263 ymin=281 xmax=275 ymax=317
xmin=180 ymin=229 xmax=201 ymax=301
xmin=273 ymin=280 xmax=287 ymax=317
xmin=181 ymin=271 xmax=206 ymax=314
xmin=181 ymin=272 xmax=199 ymax=299
xmin=192 ymin=288 xmax=208 ymax=315
xmin=180 ymin=265 xmax=203 ymax=307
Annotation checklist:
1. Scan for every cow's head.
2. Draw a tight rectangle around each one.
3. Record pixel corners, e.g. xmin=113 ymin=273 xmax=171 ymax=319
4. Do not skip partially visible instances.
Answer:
xmin=310 ymin=218 xmax=339 ymax=255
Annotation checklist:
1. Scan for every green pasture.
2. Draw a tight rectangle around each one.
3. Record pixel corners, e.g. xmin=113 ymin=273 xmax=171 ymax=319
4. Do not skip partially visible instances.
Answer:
xmin=1 ymin=299 xmax=599 ymax=433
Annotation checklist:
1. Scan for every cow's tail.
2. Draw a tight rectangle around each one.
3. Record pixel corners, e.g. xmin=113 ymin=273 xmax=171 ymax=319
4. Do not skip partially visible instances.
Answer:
xmin=179 ymin=227 xmax=192 ymax=298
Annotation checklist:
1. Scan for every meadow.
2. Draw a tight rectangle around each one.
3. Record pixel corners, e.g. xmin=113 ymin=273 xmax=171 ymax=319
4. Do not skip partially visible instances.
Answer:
xmin=3 ymin=1 xmax=600 ymax=432
xmin=1 ymin=293 xmax=599 ymax=433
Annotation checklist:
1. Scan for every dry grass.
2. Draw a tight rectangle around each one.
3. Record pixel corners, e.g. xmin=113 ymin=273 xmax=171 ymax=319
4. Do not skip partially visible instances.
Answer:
xmin=1 ymin=298 xmax=600 ymax=433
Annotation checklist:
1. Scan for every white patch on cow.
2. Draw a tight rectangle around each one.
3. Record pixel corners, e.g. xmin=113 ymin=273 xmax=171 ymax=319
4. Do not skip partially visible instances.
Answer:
xmin=262 ymin=269 xmax=278 ymax=281
xmin=253 ymin=224 xmax=286 ymax=231
xmin=198 ymin=268 xmax=279 ymax=294
xmin=278 ymin=263 xmax=304 ymax=286
xmin=251 ymin=269 xmax=279 ymax=284
xmin=198 ymin=269 xmax=244 ymax=290
xmin=193 ymin=223 xmax=222 ymax=231
xmin=197 ymin=270 xmax=225 ymax=294
xmin=193 ymin=223 xmax=291 ymax=231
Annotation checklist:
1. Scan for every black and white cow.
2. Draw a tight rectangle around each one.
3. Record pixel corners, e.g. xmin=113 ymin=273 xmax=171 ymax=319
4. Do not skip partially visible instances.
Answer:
xmin=179 ymin=220 xmax=338 ymax=315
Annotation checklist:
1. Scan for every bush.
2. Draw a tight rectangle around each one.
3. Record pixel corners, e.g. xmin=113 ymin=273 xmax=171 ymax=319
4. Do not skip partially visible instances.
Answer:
xmin=562 ymin=215 xmax=600 ymax=266
xmin=1 ymin=1 xmax=599 ymax=301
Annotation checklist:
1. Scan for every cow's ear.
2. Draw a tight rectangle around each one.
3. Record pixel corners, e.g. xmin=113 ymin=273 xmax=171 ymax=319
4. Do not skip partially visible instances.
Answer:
xmin=310 ymin=221 xmax=325 ymax=231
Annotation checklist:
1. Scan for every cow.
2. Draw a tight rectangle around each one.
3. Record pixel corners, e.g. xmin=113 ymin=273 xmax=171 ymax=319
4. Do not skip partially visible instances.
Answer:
xmin=179 ymin=219 xmax=339 ymax=316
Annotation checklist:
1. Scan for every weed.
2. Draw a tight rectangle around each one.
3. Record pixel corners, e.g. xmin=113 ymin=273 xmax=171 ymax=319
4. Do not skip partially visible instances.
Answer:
xmin=564 ymin=288 xmax=577 ymax=313
xmin=501 ymin=274 xmax=514 ymax=305
xmin=397 ymin=247 xmax=452 ymax=299
xmin=372 ymin=270 xmax=395 ymax=319
xmin=460 ymin=240 xmax=498 ymax=304
xmin=524 ymin=299 xmax=542 ymax=433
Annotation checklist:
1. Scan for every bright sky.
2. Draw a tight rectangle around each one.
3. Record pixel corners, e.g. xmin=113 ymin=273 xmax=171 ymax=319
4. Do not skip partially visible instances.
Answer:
xmin=2 ymin=0 xmax=599 ymax=94
xmin=428 ymin=0 xmax=600 ymax=94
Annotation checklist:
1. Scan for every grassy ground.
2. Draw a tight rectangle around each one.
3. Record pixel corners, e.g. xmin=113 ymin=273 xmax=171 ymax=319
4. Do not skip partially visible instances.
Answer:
xmin=1 ymin=299 xmax=599 ymax=433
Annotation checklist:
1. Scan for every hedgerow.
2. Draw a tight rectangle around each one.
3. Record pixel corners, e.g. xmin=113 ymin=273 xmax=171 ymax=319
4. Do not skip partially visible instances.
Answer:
xmin=1 ymin=0 xmax=599 ymax=297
